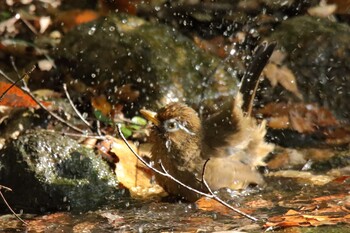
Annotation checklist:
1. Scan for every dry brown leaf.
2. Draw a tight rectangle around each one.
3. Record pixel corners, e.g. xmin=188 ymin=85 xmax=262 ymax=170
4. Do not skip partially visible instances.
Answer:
xmin=266 ymin=210 xmax=350 ymax=228
xmin=196 ymin=197 xmax=231 ymax=216
xmin=196 ymin=197 xmax=253 ymax=218
xmin=91 ymin=95 xmax=112 ymax=116
xmin=269 ymin=50 xmax=287 ymax=65
xmin=257 ymin=102 xmax=342 ymax=136
xmin=109 ymin=137 xmax=166 ymax=199
xmin=308 ymin=4 xmax=337 ymax=17
xmin=115 ymin=84 xmax=140 ymax=102
xmin=327 ymin=0 xmax=350 ymax=14
xmin=266 ymin=115 xmax=290 ymax=129
xmin=289 ymin=110 xmax=315 ymax=133
xmin=245 ymin=199 xmax=274 ymax=209
xmin=55 ymin=10 xmax=100 ymax=31
xmin=267 ymin=170 xmax=333 ymax=186
xmin=266 ymin=151 xmax=291 ymax=169
xmin=193 ymin=36 xmax=227 ymax=58
xmin=264 ymin=63 xmax=302 ymax=99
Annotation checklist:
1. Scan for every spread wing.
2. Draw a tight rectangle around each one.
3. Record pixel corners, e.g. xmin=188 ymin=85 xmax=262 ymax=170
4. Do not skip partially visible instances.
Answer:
xmin=202 ymin=42 xmax=275 ymax=160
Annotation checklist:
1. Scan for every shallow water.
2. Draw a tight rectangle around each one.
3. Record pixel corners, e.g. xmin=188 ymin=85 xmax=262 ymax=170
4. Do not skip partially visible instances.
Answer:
xmin=2 ymin=176 xmax=350 ymax=232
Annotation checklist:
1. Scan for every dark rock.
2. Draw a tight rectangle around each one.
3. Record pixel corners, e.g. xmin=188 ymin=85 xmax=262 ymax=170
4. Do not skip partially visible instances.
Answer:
xmin=54 ymin=13 xmax=239 ymax=115
xmin=266 ymin=16 xmax=350 ymax=120
xmin=0 ymin=130 xmax=121 ymax=213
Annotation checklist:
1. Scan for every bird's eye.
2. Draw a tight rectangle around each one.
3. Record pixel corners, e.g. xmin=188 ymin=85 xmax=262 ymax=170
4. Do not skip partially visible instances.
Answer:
xmin=163 ymin=119 xmax=180 ymax=132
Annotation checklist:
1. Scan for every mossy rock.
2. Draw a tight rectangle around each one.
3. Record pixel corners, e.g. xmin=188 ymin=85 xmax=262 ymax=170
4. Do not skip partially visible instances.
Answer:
xmin=0 ymin=130 xmax=121 ymax=213
xmin=267 ymin=16 xmax=350 ymax=120
xmin=55 ymin=13 xmax=239 ymax=114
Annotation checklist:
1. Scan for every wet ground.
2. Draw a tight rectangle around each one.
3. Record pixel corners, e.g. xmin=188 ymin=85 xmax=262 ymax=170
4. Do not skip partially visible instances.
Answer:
xmin=2 ymin=176 xmax=350 ymax=232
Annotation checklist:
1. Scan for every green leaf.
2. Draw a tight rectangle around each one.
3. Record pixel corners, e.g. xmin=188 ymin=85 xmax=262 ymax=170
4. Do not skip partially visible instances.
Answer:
xmin=121 ymin=125 xmax=132 ymax=138
xmin=131 ymin=116 xmax=147 ymax=126
xmin=94 ymin=110 xmax=112 ymax=124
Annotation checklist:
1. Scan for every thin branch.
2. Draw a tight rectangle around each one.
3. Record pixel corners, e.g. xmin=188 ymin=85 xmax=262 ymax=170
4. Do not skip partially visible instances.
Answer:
xmin=0 ymin=72 xmax=28 ymax=102
xmin=117 ymin=124 xmax=209 ymax=196
xmin=20 ymin=16 xmax=38 ymax=35
xmin=201 ymin=160 xmax=259 ymax=222
xmin=0 ymin=67 xmax=85 ymax=133
xmin=0 ymin=185 xmax=28 ymax=226
xmin=63 ymin=83 xmax=92 ymax=129
xmin=52 ymin=131 xmax=105 ymax=140
xmin=10 ymin=56 xmax=29 ymax=90
xmin=117 ymin=124 xmax=259 ymax=222
xmin=0 ymin=185 xmax=12 ymax=192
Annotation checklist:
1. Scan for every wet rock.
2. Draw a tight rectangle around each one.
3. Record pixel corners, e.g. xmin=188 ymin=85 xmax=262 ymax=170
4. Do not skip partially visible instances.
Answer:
xmin=0 ymin=130 xmax=121 ymax=213
xmin=55 ymin=13 xmax=239 ymax=114
xmin=266 ymin=16 xmax=350 ymax=120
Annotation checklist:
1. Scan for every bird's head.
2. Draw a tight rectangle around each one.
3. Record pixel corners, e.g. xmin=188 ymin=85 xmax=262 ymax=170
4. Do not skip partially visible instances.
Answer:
xmin=140 ymin=103 xmax=202 ymax=151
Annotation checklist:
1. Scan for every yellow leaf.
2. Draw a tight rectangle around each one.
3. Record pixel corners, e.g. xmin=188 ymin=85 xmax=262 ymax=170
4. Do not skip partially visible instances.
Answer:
xmin=264 ymin=63 xmax=303 ymax=100
xmin=109 ymin=137 xmax=166 ymax=199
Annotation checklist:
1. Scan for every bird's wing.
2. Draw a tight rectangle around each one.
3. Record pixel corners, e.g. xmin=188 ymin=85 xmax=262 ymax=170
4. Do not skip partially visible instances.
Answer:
xmin=202 ymin=42 xmax=275 ymax=160
xmin=240 ymin=42 xmax=276 ymax=116
xmin=204 ymin=156 xmax=265 ymax=190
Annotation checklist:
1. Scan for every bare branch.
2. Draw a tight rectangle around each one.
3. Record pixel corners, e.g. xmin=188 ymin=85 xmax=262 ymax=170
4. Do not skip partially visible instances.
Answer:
xmin=117 ymin=123 xmax=259 ymax=222
xmin=63 ymin=83 xmax=92 ymax=129
xmin=0 ymin=185 xmax=28 ymax=226
xmin=202 ymin=160 xmax=259 ymax=222
xmin=0 ymin=66 xmax=34 ymax=102
xmin=0 ymin=67 xmax=85 ymax=133
xmin=10 ymin=56 xmax=29 ymax=90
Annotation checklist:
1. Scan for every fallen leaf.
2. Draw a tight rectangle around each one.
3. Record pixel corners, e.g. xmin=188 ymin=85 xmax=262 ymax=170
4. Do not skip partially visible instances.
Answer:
xmin=267 ymin=170 xmax=333 ymax=186
xmin=91 ymin=95 xmax=112 ymax=117
xmin=264 ymin=63 xmax=302 ymax=99
xmin=193 ymin=36 xmax=227 ymax=58
xmin=0 ymin=81 xmax=38 ymax=108
xmin=257 ymin=102 xmax=347 ymax=145
xmin=55 ymin=10 xmax=100 ymax=31
xmin=327 ymin=0 xmax=350 ymax=14
xmin=109 ymin=136 xmax=166 ymax=199
xmin=196 ymin=197 xmax=252 ymax=218
xmin=196 ymin=197 xmax=231 ymax=216
xmin=308 ymin=4 xmax=337 ymax=17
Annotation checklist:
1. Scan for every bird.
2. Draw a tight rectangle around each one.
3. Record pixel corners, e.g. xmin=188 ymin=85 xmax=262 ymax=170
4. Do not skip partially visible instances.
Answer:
xmin=140 ymin=42 xmax=276 ymax=201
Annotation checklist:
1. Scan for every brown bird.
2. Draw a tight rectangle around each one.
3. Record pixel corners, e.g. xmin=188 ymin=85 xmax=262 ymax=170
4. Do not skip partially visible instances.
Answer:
xmin=140 ymin=43 xmax=275 ymax=201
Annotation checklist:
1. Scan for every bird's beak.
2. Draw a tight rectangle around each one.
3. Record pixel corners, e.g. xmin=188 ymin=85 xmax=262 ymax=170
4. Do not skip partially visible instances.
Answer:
xmin=140 ymin=109 xmax=161 ymax=127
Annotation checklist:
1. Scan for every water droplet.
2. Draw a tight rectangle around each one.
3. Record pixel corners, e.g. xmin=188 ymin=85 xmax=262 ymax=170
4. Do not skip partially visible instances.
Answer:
xmin=136 ymin=78 xmax=142 ymax=83
xmin=88 ymin=26 xmax=96 ymax=35
xmin=109 ymin=26 xmax=115 ymax=31
xmin=91 ymin=73 xmax=96 ymax=78
xmin=165 ymin=140 xmax=171 ymax=152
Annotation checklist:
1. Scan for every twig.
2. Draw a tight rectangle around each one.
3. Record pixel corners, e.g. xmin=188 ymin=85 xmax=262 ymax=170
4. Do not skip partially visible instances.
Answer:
xmin=0 ymin=185 xmax=28 ymax=226
xmin=63 ymin=83 xmax=92 ymax=129
xmin=116 ymin=124 xmax=208 ymax=195
xmin=10 ymin=56 xmax=29 ymax=90
xmin=42 ymin=130 xmax=105 ymax=140
xmin=96 ymin=120 xmax=102 ymax=136
xmin=201 ymin=160 xmax=259 ymax=222
xmin=19 ymin=14 xmax=38 ymax=35
xmin=117 ymin=124 xmax=259 ymax=222
xmin=0 ymin=68 xmax=30 ymax=102
xmin=0 ymin=67 xmax=85 ymax=133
